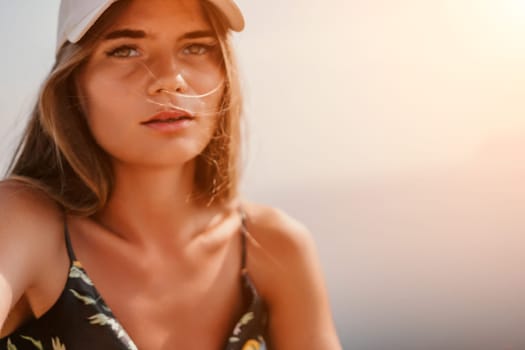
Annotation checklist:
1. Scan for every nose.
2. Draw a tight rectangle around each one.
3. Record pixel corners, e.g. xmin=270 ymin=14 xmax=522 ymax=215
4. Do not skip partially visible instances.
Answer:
xmin=146 ymin=55 xmax=189 ymax=96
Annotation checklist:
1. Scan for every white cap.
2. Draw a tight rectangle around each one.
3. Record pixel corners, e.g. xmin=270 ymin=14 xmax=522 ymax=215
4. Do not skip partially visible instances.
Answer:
xmin=56 ymin=0 xmax=245 ymax=53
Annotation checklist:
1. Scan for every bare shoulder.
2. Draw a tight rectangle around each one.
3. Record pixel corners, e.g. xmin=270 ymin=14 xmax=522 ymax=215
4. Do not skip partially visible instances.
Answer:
xmin=0 ymin=179 xmax=63 ymax=230
xmin=241 ymin=202 xmax=313 ymax=260
xmin=241 ymin=201 xmax=342 ymax=349
xmin=0 ymin=178 xmax=66 ymax=276
xmin=0 ymin=179 xmax=65 ymax=268
xmin=0 ymin=179 xmax=66 ymax=330
xmin=240 ymin=201 xmax=320 ymax=299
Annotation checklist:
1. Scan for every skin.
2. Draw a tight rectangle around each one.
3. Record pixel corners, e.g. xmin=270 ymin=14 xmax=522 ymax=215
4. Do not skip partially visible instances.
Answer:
xmin=0 ymin=0 xmax=342 ymax=349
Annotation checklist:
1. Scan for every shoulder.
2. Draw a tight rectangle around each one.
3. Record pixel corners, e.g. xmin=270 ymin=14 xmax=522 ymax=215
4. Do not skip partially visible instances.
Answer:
xmin=0 ymin=180 xmax=66 ymax=317
xmin=240 ymin=201 xmax=342 ymax=349
xmin=0 ymin=179 xmax=64 ymax=233
xmin=240 ymin=201 xmax=320 ymax=300
xmin=241 ymin=202 xmax=313 ymax=262
xmin=0 ymin=180 xmax=67 ymax=334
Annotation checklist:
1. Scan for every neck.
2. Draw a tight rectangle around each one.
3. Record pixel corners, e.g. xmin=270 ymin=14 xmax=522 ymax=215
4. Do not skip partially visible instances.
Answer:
xmin=93 ymin=161 xmax=217 ymax=248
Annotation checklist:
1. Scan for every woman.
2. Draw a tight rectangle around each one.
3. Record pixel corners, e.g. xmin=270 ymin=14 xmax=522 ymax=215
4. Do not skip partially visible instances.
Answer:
xmin=0 ymin=0 xmax=341 ymax=349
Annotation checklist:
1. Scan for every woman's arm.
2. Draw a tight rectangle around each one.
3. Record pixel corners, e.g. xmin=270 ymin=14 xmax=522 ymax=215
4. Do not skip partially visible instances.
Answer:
xmin=244 ymin=204 xmax=342 ymax=350
xmin=0 ymin=181 xmax=64 ymax=334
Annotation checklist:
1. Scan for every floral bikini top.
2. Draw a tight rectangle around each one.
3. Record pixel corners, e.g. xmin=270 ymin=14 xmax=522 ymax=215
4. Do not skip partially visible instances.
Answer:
xmin=0 ymin=214 xmax=269 ymax=350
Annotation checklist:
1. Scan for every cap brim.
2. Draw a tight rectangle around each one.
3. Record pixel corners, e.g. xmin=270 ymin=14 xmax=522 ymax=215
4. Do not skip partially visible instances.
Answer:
xmin=209 ymin=0 xmax=245 ymax=32
xmin=56 ymin=0 xmax=244 ymax=54
xmin=67 ymin=0 xmax=119 ymax=44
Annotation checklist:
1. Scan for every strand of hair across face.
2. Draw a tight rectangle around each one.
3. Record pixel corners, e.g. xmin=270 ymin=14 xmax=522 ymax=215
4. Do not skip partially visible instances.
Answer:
xmin=144 ymin=95 xmax=234 ymax=118
xmin=158 ymin=80 xmax=225 ymax=99
xmin=138 ymin=60 xmax=225 ymax=99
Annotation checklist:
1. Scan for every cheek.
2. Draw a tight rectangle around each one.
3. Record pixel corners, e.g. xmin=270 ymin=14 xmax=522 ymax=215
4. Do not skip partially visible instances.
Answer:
xmin=78 ymin=67 xmax=138 ymax=128
xmin=77 ymin=61 xmax=146 ymax=113
xmin=189 ymin=69 xmax=224 ymax=95
xmin=76 ymin=75 xmax=136 ymax=156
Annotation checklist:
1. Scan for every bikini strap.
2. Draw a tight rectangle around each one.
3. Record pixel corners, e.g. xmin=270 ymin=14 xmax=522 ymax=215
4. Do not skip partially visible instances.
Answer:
xmin=63 ymin=218 xmax=78 ymax=263
xmin=239 ymin=207 xmax=248 ymax=273
xmin=238 ymin=207 xmax=263 ymax=301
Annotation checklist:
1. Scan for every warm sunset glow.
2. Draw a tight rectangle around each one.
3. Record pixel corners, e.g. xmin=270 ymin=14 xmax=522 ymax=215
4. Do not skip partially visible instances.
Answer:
xmin=2 ymin=1 xmax=525 ymax=349
xmin=504 ymin=0 xmax=525 ymax=18
xmin=479 ymin=0 xmax=525 ymax=41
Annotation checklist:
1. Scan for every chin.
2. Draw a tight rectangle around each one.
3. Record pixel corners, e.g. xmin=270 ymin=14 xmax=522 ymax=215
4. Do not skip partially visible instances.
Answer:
xmin=110 ymin=143 xmax=209 ymax=169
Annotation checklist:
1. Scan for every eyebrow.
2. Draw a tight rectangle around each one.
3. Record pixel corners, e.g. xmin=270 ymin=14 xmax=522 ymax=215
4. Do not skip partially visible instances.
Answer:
xmin=181 ymin=30 xmax=215 ymax=39
xmin=104 ymin=29 xmax=146 ymax=40
xmin=103 ymin=29 xmax=216 ymax=41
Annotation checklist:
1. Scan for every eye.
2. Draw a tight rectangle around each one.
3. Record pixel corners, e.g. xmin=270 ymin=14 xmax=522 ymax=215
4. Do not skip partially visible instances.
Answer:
xmin=105 ymin=45 xmax=140 ymax=58
xmin=183 ymin=43 xmax=216 ymax=56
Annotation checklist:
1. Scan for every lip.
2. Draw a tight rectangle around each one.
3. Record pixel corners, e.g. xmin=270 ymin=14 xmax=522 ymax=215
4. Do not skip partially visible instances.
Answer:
xmin=142 ymin=109 xmax=195 ymax=124
xmin=141 ymin=109 xmax=195 ymax=133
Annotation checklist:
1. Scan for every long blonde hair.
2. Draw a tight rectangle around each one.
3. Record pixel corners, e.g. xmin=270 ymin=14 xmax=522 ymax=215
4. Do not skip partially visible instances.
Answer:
xmin=7 ymin=0 xmax=243 ymax=215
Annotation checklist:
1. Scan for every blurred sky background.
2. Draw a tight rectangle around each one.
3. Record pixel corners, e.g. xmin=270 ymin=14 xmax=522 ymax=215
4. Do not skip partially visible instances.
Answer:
xmin=1 ymin=0 xmax=525 ymax=349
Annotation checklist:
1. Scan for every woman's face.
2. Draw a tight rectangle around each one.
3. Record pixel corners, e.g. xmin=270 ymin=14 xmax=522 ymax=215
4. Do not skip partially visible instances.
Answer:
xmin=77 ymin=0 xmax=225 ymax=168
